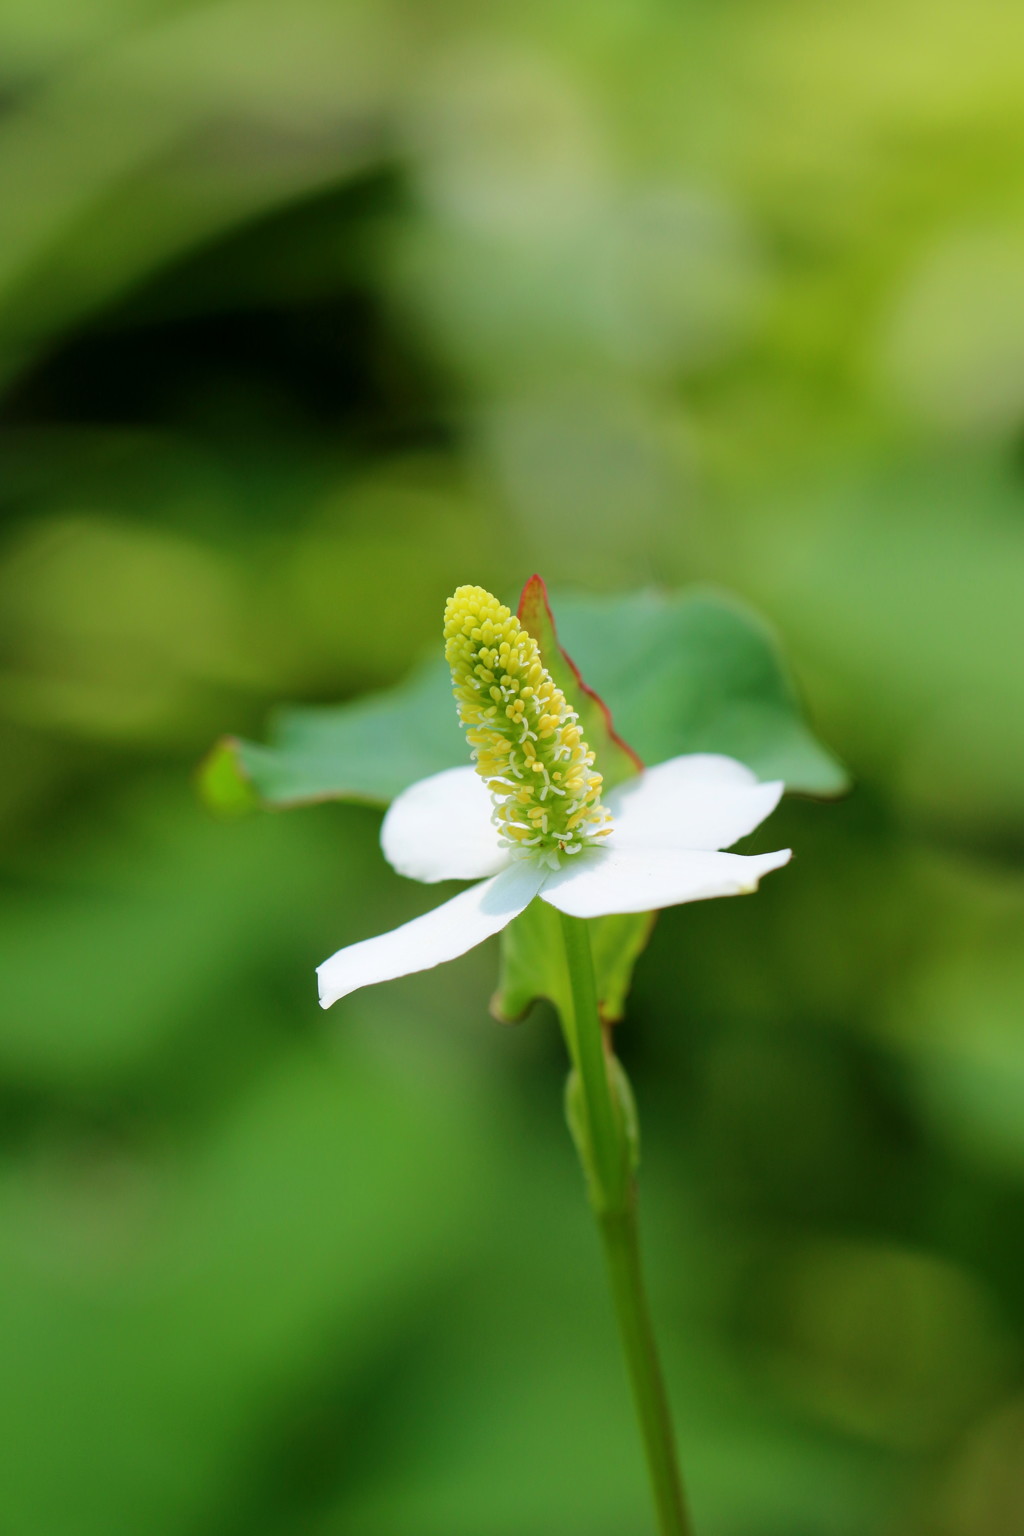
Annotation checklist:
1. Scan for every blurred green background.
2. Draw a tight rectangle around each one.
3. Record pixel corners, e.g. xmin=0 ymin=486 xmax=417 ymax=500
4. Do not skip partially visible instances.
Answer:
xmin=2 ymin=1 xmax=1024 ymax=1532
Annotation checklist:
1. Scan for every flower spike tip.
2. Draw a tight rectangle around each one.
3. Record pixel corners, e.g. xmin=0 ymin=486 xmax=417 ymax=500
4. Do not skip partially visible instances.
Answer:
xmin=444 ymin=585 xmax=612 ymax=867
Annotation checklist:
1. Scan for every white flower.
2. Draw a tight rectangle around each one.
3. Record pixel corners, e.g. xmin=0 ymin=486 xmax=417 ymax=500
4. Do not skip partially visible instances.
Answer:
xmin=317 ymin=753 xmax=790 ymax=1008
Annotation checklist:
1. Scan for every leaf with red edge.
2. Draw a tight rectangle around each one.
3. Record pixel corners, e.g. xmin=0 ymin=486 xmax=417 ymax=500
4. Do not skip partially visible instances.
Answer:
xmin=200 ymin=583 xmax=843 ymax=816
xmin=494 ymin=577 xmax=653 ymax=1025
xmin=517 ymin=574 xmax=642 ymax=792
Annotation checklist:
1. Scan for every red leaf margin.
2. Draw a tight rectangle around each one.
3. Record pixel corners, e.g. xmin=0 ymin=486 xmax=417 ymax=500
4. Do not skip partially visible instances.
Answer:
xmin=517 ymin=573 xmax=643 ymax=782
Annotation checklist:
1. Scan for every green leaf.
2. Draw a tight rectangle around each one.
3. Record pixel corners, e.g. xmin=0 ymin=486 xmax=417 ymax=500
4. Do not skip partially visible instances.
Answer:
xmin=200 ymin=657 xmax=461 ymax=812
xmin=552 ymin=587 xmax=848 ymax=796
xmin=590 ymin=910 xmax=658 ymax=1022
xmin=207 ymin=584 xmax=845 ymax=812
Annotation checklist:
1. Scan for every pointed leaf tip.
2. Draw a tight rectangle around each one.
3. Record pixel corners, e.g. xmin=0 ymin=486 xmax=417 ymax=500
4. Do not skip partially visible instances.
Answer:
xmin=197 ymin=737 xmax=261 ymax=817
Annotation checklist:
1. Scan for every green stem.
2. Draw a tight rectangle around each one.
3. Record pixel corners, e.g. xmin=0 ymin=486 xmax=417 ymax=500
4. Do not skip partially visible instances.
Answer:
xmin=599 ymin=1207 xmax=694 ymax=1536
xmin=557 ymin=913 xmax=695 ymax=1536
xmin=559 ymin=911 xmax=627 ymax=1210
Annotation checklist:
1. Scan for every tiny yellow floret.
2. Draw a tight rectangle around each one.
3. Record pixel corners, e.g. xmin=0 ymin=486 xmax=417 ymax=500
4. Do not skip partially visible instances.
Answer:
xmin=444 ymin=585 xmax=612 ymax=864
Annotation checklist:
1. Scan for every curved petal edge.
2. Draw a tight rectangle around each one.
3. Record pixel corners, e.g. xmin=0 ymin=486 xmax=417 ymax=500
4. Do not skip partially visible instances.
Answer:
xmin=317 ymin=859 xmax=546 ymax=1008
xmin=381 ymin=765 xmax=507 ymax=883
xmin=539 ymin=845 xmax=792 ymax=919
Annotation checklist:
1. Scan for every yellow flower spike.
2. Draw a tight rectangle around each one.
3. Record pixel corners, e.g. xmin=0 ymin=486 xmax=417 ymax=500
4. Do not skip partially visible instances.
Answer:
xmin=444 ymin=585 xmax=613 ymax=866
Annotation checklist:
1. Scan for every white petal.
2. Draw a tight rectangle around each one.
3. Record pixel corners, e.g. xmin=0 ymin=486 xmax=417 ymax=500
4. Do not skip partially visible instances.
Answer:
xmin=539 ymin=844 xmax=792 ymax=919
xmin=317 ymin=859 xmax=546 ymax=1008
xmin=381 ymin=766 xmax=507 ymax=883
xmin=607 ymin=754 xmax=784 ymax=852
